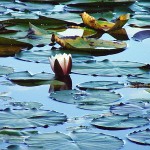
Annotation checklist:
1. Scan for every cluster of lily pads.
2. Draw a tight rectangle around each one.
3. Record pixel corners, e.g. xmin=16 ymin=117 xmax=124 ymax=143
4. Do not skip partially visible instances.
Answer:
xmin=0 ymin=0 xmax=150 ymax=149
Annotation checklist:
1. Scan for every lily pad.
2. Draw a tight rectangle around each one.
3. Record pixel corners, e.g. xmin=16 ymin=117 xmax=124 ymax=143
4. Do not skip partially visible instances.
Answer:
xmin=15 ymin=46 xmax=94 ymax=64
xmin=132 ymin=30 xmax=150 ymax=41
xmin=26 ymin=131 xmax=124 ymax=150
xmin=62 ymin=0 xmax=136 ymax=6
xmin=110 ymin=102 xmax=150 ymax=118
xmin=0 ymin=36 xmax=32 ymax=56
xmin=0 ymin=99 xmax=43 ymax=110
xmin=77 ymin=81 xmax=124 ymax=90
xmin=127 ymin=98 xmax=150 ymax=103
xmin=0 ymin=65 xmax=14 ymax=76
xmin=50 ymin=89 xmax=121 ymax=111
xmin=72 ymin=60 xmax=150 ymax=76
xmin=9 ymin=102 xmax=43 ymax=110
xmin=0 ymin=108 xmax=67 ymax=129
xmin=129 ymin=15 xmax=150 ymax=28
xmin=52 ymin=34 xmax=127 ymax=56
xmin=127 ymin=129 xmax=150 ymax=145
xmin=91 ymin=114 xmax=149 ymax=130
xmin=6 ymin=71 xmax=64 ymax=86
xmin=0 ymin=129 xmax=38 ymax=145
xmin=128 ymin=73 xmax=150 ymax=87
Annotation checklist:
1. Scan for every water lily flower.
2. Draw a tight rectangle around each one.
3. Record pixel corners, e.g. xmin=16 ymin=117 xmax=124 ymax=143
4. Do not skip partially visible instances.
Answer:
xmin=49 ymin=53 xmax=72 ymax=77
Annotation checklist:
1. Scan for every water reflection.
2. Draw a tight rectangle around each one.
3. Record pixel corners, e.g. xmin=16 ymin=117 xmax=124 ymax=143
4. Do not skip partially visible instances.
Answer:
xmin=49 ymin=75 xmax=72 ymax=92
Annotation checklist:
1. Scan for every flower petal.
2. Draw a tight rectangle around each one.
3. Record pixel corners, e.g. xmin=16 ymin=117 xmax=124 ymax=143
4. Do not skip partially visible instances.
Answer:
xmin=54 ymin=59 xmax=65 ymax=77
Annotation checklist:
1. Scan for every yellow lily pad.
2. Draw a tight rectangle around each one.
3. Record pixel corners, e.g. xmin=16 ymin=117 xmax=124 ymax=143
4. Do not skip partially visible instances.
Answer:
xmin=80 ymin=12 xmax=130 ymax=32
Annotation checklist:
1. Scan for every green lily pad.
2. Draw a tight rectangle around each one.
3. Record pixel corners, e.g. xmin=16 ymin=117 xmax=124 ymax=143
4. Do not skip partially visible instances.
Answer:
xmin=110 ymin=102 xmax=150 ymax=118
xmin=62 ymin=0 xmax=136 ymax=6
xmin=128 ymin=73 xmax=150 ymax=87
xmin=9 ymin=102 xmax=43 ymax=110
xmin=25 ymin=131 xmax=124 ymax=150
xmin=0 ymin=36 xmax=32 ymax=56
xmin=0 ymin=65 xmax=14 ymax=76
xmin=91 ymin=114 xmax=149 ymax=130
xmin=0 ymin=99 xmax=43 ymax=110
xmin=6 ymin=71 xmax=63 ymax=86
xmin=127 ymin=98 xmax=150 ymax=103
xmin=146 ymin=89 xmax=150 ymax=93
xmin=0 ymin=129 xmax=38 ymax=145
xmin=0 ymin=108 xmax=67 ymax=129
xmin=50 ymin=89 xmax=121 ymax=111
xmin=127 ymin=129 xmax=150 ymax=145
xmin=72 ymin=60 xmax=150 ymax=76
xmin=77 ymin=81 xmax=124 ymax=90
xmin=129 ymin=15 xmax=150 ymax=28
xmin=52 ymin=35 xmax=127 ymax=56
xmin=129 ymin=0 xmax=150 ymax=28
xmin=15 ymin=46 xmax=94 ymax=64
xmin=0 ymin=15 xmax=74 ymax=46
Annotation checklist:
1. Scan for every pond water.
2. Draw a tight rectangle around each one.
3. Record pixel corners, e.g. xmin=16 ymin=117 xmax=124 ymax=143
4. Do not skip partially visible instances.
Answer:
xmin=0 ymin=0 xmax=150 ymax=150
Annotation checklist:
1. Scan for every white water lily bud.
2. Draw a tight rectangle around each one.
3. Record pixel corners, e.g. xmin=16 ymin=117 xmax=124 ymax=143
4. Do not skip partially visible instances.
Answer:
xmin=49 ymin=53 xmax=72 ymax=77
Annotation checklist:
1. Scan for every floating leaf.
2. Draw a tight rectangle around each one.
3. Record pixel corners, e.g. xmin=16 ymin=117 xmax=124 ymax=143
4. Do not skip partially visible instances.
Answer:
xmin=0 ymin=109 xmax=67 ymax=129
xmin=26 ymin=131 xmax=124 ymax=150
xmin=77 ymin=81 xmax=124 ymax=90
xmin=72 ymin=60 xmax=149 ymax=76
xmin=0 ymin=65 xmax=14 ymax=76
xmin=128 ymin=73 xmax=150 ymax=87
xmin=0 ymin=37 xmax=32 ymax=56
xmin=0 ymin=129 xmax=38 ymax=145
xmin=129 ymin=15 xmax=150 ymax=28
xmin=6 ymin=71 xmax=62 ymax=86
xmin=9 ymin=102 xmax=43 ymax=110
xmin=15 ymin=46 xmax=94 ymax=64
xmin=28 ymin=22 xmax=49 ymax=36
xmin=91 ymin=114 xmax=149 ymax=130
xmin=50 ymin=89 xmax=121 ymax=111
xmin=0 ymin=99 xmax=43 ymax=110
xmin=62 ymin=0 xmax=136 ymax=6
xmin=80 ymin=12 xmax=130 ymax=32
xmin=127 ymin=98 xmax=150 ymax=103
xmin=132 ymin=30 xmax=150 ymax=41
xmin=52 ymin=34 xmax=127 ymax=56
xmin=127 ymin=129 xmax=150 ymax=145
xmin=110 ymin=102 xmax=150 ymax=118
